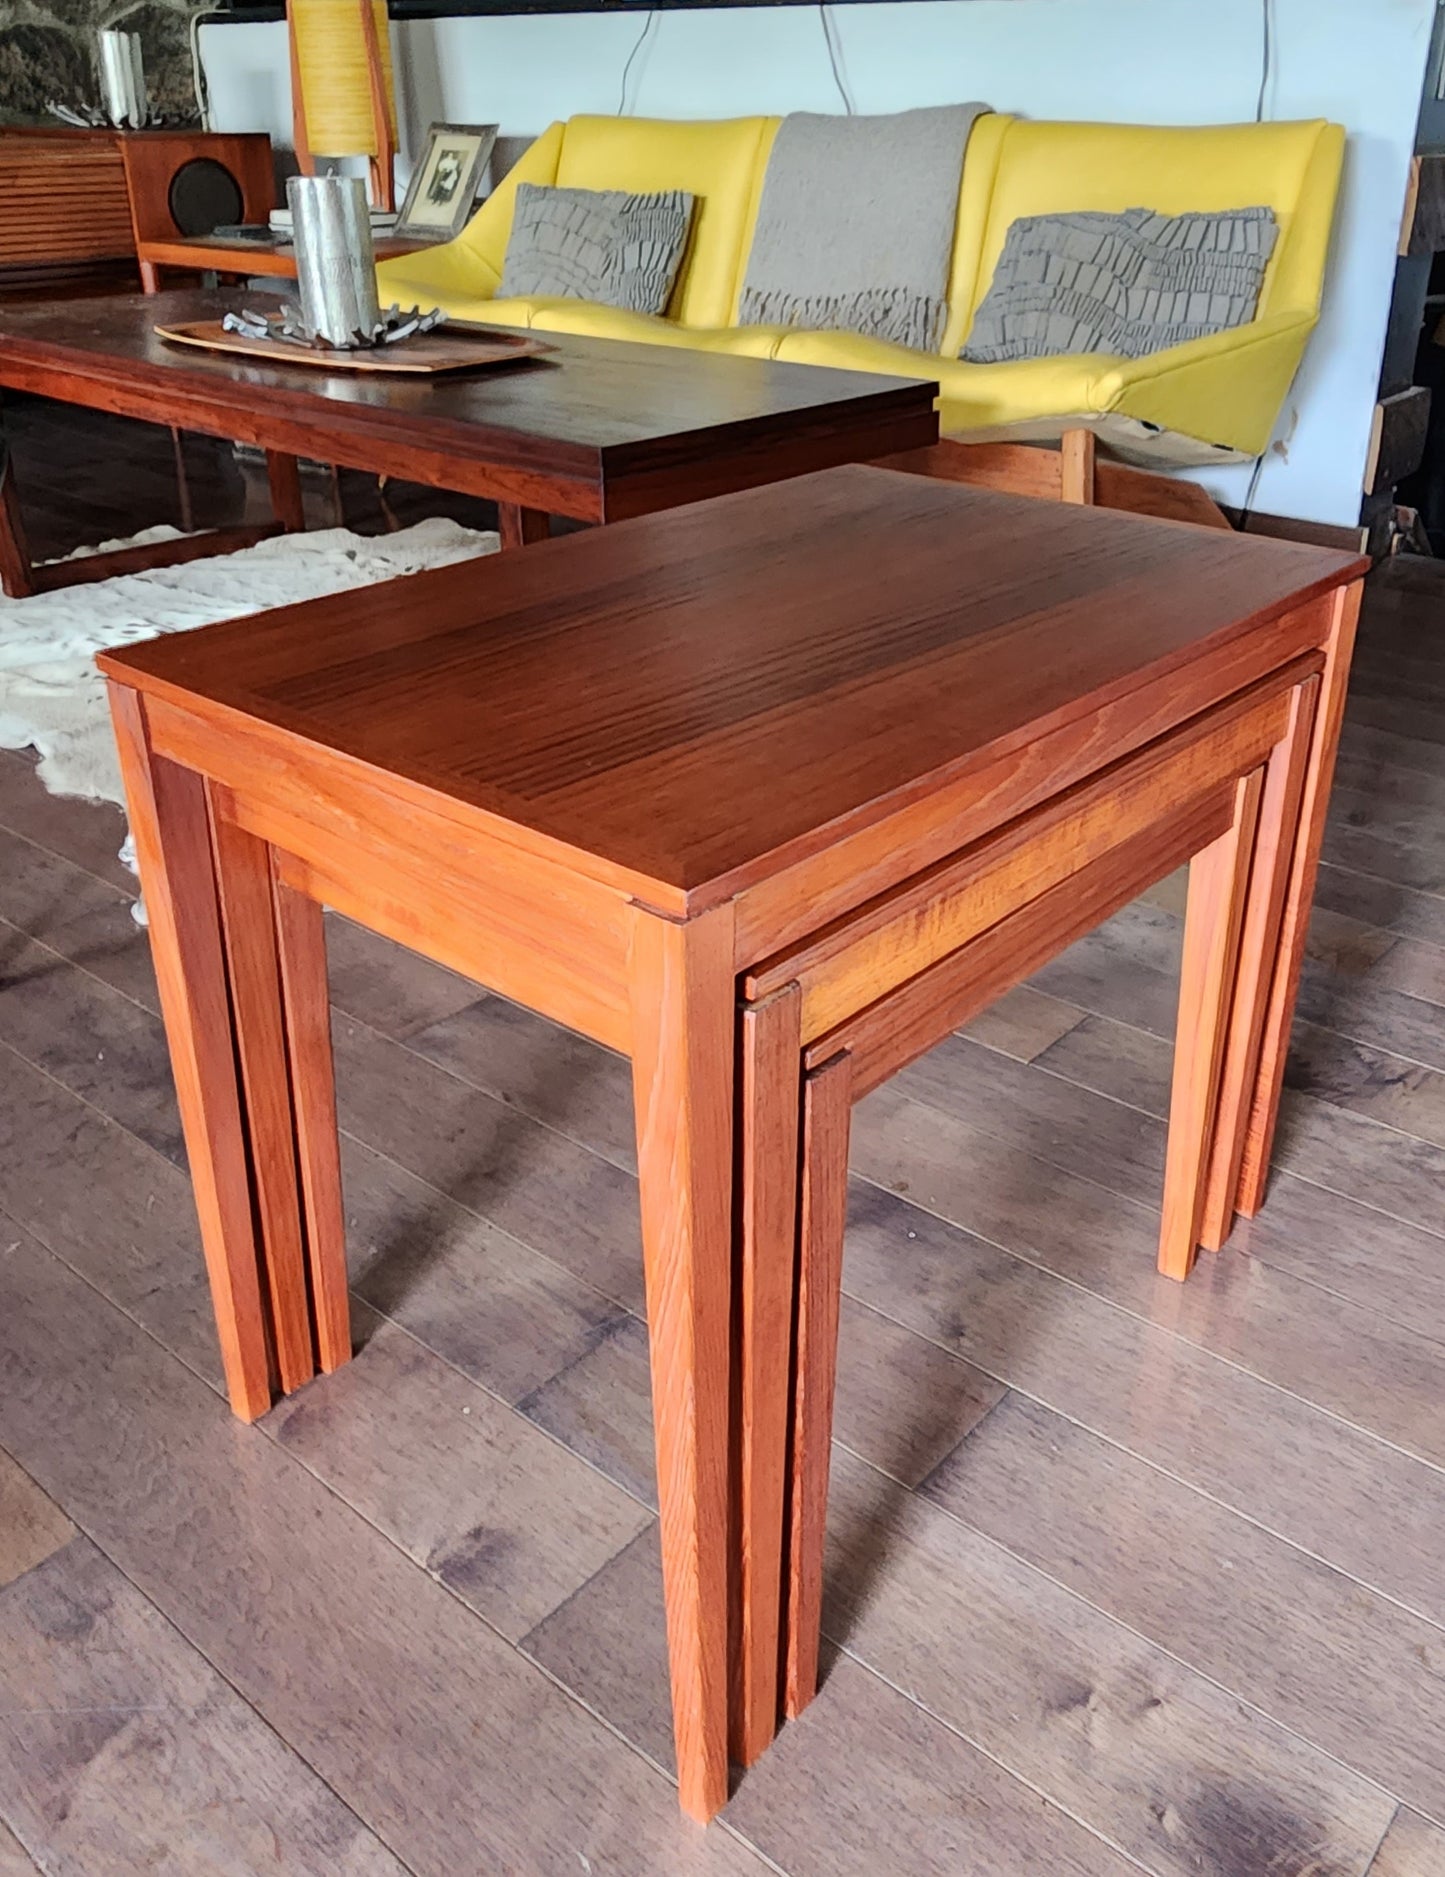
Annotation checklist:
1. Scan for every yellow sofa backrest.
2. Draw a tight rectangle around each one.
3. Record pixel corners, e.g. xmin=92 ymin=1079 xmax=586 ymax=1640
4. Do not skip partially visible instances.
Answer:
xmin=555 ymin=116 xmax=780 ymax=326
xmin=450 ymin=114 xmax=778 ymax=326
xmin=443 ymin=110 xmax=1341 ymax=363
xmin=966 ymin=118 xmax=1345 ymax=332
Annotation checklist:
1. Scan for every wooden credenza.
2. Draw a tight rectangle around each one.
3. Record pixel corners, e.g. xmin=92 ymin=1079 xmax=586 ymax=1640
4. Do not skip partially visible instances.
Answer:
xmin=0 ymin=128 xmax=275 ymax=299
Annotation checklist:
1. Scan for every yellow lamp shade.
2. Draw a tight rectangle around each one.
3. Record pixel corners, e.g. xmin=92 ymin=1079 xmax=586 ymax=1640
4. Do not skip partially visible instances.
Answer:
xmin=289 ymin=0 xmax=398 ymax=159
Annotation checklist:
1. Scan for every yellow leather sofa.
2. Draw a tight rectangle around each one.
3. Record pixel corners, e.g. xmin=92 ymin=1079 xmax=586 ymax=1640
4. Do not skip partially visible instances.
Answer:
xmin=377 ymin=112 xmax=1345 ymax=460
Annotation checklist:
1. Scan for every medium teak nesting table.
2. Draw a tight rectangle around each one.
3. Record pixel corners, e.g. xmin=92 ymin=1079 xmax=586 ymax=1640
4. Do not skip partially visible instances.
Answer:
xmin=99 ymin=466 xmax=1366 ymax=1823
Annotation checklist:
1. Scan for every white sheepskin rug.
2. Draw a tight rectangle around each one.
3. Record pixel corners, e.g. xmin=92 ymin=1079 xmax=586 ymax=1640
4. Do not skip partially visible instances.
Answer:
xmin=0 ymin=517 xmax=498 ymax=809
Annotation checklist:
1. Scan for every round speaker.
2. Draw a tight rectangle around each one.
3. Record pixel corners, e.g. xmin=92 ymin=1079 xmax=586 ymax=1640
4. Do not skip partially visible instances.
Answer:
xmin=168 ymin=157 xmax=245 ymax=237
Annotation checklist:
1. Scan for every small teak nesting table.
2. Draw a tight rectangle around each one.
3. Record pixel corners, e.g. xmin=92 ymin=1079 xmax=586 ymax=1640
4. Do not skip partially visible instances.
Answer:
xmin=98 ymin=467 xmax=1366 ymax=1823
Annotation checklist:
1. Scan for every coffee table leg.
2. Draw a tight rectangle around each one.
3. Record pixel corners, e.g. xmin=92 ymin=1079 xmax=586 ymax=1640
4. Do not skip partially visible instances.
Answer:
xmin=497 ymin=503 xmax=550 ymax=549
xmin=1197 ymin=675 xmax=1320 ymax=1251
xmin=107 ymin=685 xmax=273 ymax=1421
xmin=266 ymin=452 xmax=307 ymax=533
xmin=784 ymin=1049 xmax=852 ymax=1721
xmin=0 ymin=427 xmax=36 ymax=599
xmin=628 ymin=904 xmax=735 ymax=1823
xmin=1158 ymin=769 xmax=1264 ymax=1281
xmin=1233 ymin=580 xmax=1365 ymax=1219
xmin=734 ymin=986 xmax=803 ymax=1768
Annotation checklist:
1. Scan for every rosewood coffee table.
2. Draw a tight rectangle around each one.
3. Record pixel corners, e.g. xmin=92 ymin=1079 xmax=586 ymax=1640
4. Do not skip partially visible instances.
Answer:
xmin=98 ymin=467 xmax=1365 ymax=1823
xmin=0 ymin=288 xmax=937 ymax=593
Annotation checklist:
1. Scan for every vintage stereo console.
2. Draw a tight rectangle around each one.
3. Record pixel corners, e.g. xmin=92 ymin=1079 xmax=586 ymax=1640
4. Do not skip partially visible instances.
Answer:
xmin=0 ymin=128 xmax=275 ymax=298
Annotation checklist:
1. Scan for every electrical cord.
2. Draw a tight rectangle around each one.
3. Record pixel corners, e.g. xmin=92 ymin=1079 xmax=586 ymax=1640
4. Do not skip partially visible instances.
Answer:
xmin=189 ymin=7 xmax=226 ymax=130
xmin=819 ymin=5 xmax=855 ymax=115
xmin=1239 ymin=0 xmax=1277 ymax=524
xmin=1255 ymin=0 xmax=1274 ymax=122
xmin=618 ymin=11 xmax=658 ymax=117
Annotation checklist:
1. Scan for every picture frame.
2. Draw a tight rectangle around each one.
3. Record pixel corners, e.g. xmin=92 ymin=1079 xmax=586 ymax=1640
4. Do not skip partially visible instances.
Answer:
xmin=394 ymin=122 xmax=499 ymax=242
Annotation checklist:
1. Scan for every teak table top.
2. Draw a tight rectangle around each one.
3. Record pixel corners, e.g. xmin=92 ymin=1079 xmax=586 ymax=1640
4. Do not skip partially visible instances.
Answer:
xmin=101 ymin=464 xmax=1367 ymax=907
xmin=0 ymin=291 xmax=938 ymax=521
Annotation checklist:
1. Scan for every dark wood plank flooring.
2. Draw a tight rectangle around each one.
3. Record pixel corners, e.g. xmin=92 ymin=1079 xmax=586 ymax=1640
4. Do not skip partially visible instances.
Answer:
xmin=1 ymin=399 xmax=1443 ymax=1875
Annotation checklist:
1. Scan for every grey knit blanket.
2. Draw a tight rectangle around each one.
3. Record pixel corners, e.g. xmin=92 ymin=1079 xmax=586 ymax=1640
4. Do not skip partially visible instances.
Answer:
xmin=738 ymin=103 xmax=989 ymax=352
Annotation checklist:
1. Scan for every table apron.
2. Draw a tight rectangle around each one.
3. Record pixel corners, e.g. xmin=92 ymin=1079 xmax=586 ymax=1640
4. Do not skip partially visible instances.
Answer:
xmin=601 ymin=404 xmax=939 ymax=522
xmin=728 ymin=601 xmax=1336 ymax=963
xmin=806 ymin=784 xmax=1238 ymax=1095
xmin=0 ymin=356 xmax=605 ymax=520
xmin=751 ymin=666 xmax=1305 ymax=1042
xmin=142 ymin=698 xmax=635 ymax=1053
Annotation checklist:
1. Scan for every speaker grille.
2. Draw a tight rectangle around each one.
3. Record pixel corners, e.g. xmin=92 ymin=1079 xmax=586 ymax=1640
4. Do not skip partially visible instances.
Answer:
xmin=168 ymin=158 xmax=245 ymax=236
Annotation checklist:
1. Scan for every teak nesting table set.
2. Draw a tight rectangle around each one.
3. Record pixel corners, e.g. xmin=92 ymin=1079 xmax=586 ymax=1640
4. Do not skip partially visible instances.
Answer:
xmin=97 ymin=461 xmax=1366 ymax=1822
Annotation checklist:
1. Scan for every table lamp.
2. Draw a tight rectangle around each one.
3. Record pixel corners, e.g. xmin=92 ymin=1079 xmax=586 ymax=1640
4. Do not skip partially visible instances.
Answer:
xmin=286 ymin=0 xmax=398 ymax=212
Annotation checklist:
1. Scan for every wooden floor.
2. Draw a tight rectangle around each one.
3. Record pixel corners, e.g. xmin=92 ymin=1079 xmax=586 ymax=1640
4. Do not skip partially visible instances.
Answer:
xmin=1 ymin=400 xmax=1444 ymax=1877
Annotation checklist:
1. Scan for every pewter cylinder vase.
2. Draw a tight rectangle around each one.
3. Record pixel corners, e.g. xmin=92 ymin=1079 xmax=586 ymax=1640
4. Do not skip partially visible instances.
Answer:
xmin=287 ymin=174 xmax=381 ymax=348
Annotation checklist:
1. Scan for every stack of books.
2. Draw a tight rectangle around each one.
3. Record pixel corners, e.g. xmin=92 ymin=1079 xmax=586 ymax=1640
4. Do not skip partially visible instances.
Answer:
xmin=268 ymin=206 xmax=399 ymax=245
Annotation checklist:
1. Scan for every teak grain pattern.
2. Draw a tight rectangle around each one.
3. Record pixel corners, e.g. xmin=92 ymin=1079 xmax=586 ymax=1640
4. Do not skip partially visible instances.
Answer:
xmin=100 ymin=467 xmax=1365 ymax=917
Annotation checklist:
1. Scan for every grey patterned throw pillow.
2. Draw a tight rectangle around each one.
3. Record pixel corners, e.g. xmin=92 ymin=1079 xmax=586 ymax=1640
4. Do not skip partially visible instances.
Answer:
xmin=962 ymin=206 xmax=1278 ymax=364
xmin=499 ymin=183 xmax=696 ymax=315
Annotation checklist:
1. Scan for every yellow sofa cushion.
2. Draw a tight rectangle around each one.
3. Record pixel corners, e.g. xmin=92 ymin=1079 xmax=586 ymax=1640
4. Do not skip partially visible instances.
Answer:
xmin=774 ymin=328 xmax=1093 ymax=433
xmin=554 ymin=115 xmax=779 ymax=328
xmin=529 ymin=301 xmax=786 ymax=356
xmin=774 ymin=309 xmax=1318 ymax=459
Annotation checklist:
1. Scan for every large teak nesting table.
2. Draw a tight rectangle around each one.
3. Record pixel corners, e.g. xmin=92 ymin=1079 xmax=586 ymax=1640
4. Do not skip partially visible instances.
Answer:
xmin=98 ymin=466 xmax=1367 ymax=1822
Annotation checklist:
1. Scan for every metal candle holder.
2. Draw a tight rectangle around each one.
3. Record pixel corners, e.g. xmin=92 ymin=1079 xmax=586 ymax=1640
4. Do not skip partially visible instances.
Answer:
xmin=223 ymin=303 xmax=446 ymax=351
xmin=287 ymin=173 xmax=385 ymax=349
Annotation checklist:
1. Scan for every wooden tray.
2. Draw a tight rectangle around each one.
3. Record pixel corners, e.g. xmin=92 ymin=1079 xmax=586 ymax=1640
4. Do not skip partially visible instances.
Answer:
xmin=154 ymin=319 xmax=550 ymax=375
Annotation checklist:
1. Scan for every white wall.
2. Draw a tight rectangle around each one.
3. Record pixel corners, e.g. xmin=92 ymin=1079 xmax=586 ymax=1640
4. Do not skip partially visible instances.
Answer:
xmin=201 ymin=0 xmax=1438 ymax=528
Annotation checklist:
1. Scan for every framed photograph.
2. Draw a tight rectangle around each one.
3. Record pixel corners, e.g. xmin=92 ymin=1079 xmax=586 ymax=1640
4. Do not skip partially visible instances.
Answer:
xmin=395 ymin=123 xmax=499 ymax=242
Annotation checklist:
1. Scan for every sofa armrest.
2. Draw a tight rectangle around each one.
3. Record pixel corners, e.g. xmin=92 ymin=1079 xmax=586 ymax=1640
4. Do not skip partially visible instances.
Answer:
xmin=1095 ymin=311 xmax=1318 ymax=457
xmin=378 ymin=122 xmax=568 ymax=313
xmin=376 ymin=241 xmax=501 ymax=309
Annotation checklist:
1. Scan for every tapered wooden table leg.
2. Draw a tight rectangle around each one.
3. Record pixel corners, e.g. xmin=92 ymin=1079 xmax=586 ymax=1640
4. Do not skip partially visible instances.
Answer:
xmin=1234 ymin=581 xmax=1365 ymax=1218
xmin=106 ymin=686 xmax=273 ymax=1421
xmin=170 ymin=426 xmax=195 ymax=535
xmin=1158 ymin=770 xmax=1264 ymax=1281
xmin=784 ymin=1049 xmax=852 ymax=1721
xmin=733 ymin=986 xmax=803 ymax=1768
xmin=628 ymin=904 xmax=735 ymax=1824
xmin=1199 ymin=675 xmax=1320 ymax=1251
xmin=0 ymin=430 xmax=35 ymax=599
xmin=208 ymin=802 xmax=317 ymax=1395
xmin=272 ymin=875 xmax=352 ymax=1374
xmin=266 ymin=451 xmax=307 ymax=533
xmin=498 ymin=503 xmax=550 ymax=549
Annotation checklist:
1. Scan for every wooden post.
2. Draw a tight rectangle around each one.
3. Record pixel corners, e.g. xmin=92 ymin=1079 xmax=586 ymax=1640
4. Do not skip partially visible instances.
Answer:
xmin=106 ymin=686 xmax=273 ymax=1421
xmin=1158 ymin=770 xmax=1264 ymax=1281
xmin=733 ymin=986 xmax=803 ymax=1767
xmin=1234 ymin=582 xmax=1365 ymax=1216
xmin=1060 ymin=427 xmax=1097 ymax=505
xmin=784 ymin=1049 xmax=852 ymax=1719
xmin=628 ymin=903 xmax=735 ymax=1823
